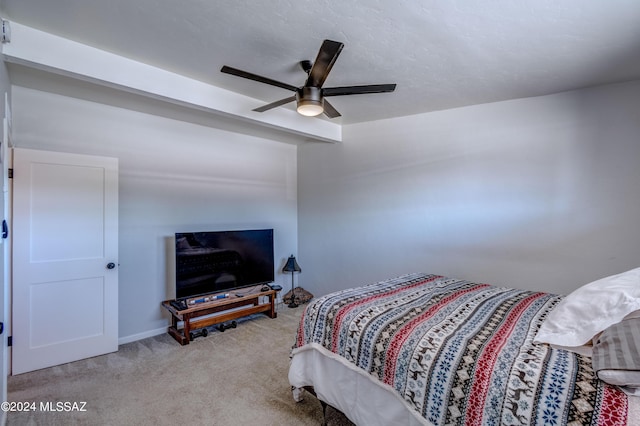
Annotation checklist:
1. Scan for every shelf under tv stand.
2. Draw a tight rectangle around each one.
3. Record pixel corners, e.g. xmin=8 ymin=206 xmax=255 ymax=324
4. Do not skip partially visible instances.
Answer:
xmin=161 ymin=286 xmax=278 ymax=345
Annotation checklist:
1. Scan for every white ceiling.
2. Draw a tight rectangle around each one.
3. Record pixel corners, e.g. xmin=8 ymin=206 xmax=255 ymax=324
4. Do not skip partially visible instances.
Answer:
xmin=2 ymin=0 xmax=640 ymax=125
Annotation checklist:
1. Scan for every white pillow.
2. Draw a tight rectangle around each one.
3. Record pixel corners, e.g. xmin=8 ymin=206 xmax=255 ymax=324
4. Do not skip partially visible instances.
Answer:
xmin=534 ymin=267 xmax=640 ymax=350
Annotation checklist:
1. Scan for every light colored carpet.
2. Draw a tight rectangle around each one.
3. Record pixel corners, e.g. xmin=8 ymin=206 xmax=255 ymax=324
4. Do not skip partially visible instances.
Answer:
xmin=7 ymin=305 xmax=355 ymax=426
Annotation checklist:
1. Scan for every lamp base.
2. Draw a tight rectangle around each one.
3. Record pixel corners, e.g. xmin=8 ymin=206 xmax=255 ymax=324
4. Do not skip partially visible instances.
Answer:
xmin=288 ymin=273 xmax=298 ymax=308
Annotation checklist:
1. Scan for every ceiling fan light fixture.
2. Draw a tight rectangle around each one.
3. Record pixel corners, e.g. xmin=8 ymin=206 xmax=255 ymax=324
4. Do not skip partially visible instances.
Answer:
xmin=297 ymin=100 xmax=324 ymax=116
xmin=296 ymin=87 xmax=324 ymax=117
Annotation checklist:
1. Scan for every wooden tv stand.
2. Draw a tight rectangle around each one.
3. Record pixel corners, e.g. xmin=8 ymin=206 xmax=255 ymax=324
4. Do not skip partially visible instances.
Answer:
xmin=161 ymin=286 xmax=279 ymax=345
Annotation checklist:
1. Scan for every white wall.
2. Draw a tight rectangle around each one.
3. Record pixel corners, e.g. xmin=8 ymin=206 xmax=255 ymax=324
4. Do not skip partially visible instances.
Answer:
xmin=299 ymin=80 xmax=640 ymax=297
xmin=11 ymin=85 xmax=299 ymax=342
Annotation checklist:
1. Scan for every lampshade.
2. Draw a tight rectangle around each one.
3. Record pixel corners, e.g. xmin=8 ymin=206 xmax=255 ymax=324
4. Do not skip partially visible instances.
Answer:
xmin=296 ymin=100 xmax=323 ymax=117
xmin=282 ymin=255 xmax=301 ymax=273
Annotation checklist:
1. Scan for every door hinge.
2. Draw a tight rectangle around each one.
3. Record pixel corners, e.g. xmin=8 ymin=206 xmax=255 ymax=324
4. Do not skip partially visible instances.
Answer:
xmin=1 ymin=19 xmax=10 ymax=44
xmin=8 ymin=168 xmax=13 ymax=179
xmin=7 ymin=336 xmax=11 ymax=346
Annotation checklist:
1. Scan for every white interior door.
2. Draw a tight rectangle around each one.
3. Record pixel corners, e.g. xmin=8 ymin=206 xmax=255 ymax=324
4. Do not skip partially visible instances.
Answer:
xmin=12 ymin=148 xmax=118 ymax=374
xmin=1 ymin=96 xmax=11 ymax=420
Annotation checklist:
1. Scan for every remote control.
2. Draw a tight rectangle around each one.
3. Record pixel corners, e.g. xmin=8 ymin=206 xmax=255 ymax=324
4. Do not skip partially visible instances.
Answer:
xmin=170 ymin=300 xmax=187 ymax=311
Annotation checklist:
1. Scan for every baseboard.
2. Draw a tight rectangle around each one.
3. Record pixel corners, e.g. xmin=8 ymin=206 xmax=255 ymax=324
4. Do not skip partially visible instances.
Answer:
xmin=118 ymin=326 xmax=167 ymax=345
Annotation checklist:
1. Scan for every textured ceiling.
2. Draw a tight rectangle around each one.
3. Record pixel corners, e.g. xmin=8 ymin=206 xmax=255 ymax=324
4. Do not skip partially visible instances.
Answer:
xmin=2 ymin=0 xmax=640 ymax=124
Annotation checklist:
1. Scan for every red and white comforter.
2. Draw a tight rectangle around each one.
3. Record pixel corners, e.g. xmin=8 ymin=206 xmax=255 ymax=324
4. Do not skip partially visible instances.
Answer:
xmin=291 ymin=273 xmax=631 ymax=425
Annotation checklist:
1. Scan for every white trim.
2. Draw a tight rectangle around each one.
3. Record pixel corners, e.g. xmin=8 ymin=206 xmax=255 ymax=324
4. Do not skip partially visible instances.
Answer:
xmin=118 ymin=326 xmax=167 ymax=346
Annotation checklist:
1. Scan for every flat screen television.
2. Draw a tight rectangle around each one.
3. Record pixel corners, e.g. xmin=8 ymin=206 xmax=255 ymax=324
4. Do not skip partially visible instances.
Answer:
xmin=175 ymin=229 xmax=274 ymax=300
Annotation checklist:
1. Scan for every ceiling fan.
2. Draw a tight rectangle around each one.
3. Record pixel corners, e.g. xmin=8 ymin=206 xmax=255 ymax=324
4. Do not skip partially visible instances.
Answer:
xmin=221 ymin=39 xmax=396 ymax=119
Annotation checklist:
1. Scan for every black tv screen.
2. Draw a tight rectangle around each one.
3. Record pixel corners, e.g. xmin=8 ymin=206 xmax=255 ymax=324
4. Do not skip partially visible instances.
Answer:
xmin=175 ymin=229 xmax=274 ymax=300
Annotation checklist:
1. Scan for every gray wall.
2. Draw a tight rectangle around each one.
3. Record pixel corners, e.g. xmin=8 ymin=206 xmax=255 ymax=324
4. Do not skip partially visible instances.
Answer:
xmin=299 ymin=80 xmax=640 ymax=297
xmin=11 ymin=85 xmax=300 ymax=342
xmin=9 ymin=78 xmax=640 ymax=341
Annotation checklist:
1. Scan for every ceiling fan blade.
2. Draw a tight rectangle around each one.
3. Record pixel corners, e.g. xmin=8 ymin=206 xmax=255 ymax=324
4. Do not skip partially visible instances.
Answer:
xmin=252 ymin=95 xmax=296 ymax=112
xmin=323 ymin=84 xmax=397 ymax=97
xmin=221 ymin=66 xmax=298 ymax=92
xmin=305 ymin=40 xmax=344 ymax=88
xmin=322 ymin=99 xmax=341 ymax=119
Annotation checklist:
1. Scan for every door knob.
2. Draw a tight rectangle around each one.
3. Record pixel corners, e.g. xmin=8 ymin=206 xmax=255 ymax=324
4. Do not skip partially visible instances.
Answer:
xmin=106 ymin=262 xmax=116 ymax=269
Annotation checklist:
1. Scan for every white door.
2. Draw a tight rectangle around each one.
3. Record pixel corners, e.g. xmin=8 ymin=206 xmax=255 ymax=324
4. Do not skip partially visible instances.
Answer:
xmin=12 ymin=148 xmax=118 ymax=374
xmin=1 ymin=99 xmax=11 ymax=418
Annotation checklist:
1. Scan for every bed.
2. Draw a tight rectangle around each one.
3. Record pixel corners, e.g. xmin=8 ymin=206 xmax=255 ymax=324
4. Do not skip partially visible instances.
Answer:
xmin=289 ymin=271 xmax=640 ymax=425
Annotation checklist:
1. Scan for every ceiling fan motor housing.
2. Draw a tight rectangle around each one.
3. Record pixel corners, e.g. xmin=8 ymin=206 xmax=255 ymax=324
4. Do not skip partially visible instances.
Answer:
xmin=296 ymin=86 xmax=324 ymax=116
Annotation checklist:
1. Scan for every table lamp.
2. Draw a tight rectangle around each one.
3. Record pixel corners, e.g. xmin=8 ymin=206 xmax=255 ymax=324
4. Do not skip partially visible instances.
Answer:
xmin=282 ymin=255 xmax=302 ymax=308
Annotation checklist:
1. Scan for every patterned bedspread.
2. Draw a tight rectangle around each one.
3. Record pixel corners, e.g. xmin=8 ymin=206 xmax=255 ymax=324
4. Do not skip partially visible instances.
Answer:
xmin=294 ymin=273 xmax=628 ymax=425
